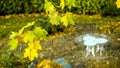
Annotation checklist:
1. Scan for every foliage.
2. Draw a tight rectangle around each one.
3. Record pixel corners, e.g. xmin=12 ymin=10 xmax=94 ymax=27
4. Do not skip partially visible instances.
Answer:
xmin=6 ymin=0 xmax=75 ymax=62
xmin=100 ymin=0 xmax=120 ymax=16
xmin=8 ymin=39 xmax=18 ymax=50
xmin=0 ymin=0 xmax=120 ymax=16
xmin=44 ymin=0 xmax=61 ymax=25
xmin=44 ymin=0 xmax=75 ymax=27
xmin=60 ymin=0 xmax=76 ymax=9
xmin=0 ymin=49 xmax=29 ymax=68
xmin=0 ymin=0 xmax=44 ymax=15
xmin=35 ymin=0 xmax=75 ymax=35
xmin=98 ymin=22 xmax=120 ymax=34
xmin=116 ymin=0 xmax=120 ymax=8
xmin=36 ymin=17 xmax=65 ymax=34
xmin=36 ymin=59 xmax=63 ymax=68
xmin=3 ymin=0 xmax=120 ymax=66
xmin=73 ymin=0 xmax=120 ymax=15
xmin=1 ymin=50 xmax=15 ymax=68
xmin=60 ymin=0 xmax=65 ymax=9
xmin=8 ymin=22 xmax=48 ymax=61
xmin=61 ymin=12 xmax=75 ymax=27
xmin=74 ymin=0 xmax=101 ymax=14
xmin=65 ymin=0 xmax=76 ymax=9
xmin=0 ymin=13 xmax=41 ymax=39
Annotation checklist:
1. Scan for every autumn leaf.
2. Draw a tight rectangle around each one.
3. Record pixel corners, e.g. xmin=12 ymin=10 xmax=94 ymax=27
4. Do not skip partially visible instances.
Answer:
xmin=8 ymin=39 xmax=18 ymax=51
xmin=60 ymin=0 xmax=65 ymax=9
xmin=33 ymin=27 xmax=48 ymax=40
xmin=28 ymin=42 xmax=34 ymax=49
xmin=36 ymin=59 xmax=63 ymax=68
xmin=44 ymin=0 xmax=61 ymax=26
xmin=24 ymin=48 xmax=38 ymax=61
xmin=9 ymin=22 xmax=35 ymax=39
xmin=18 ymin=27 xmax=24 ymax=35
xmin=40 ymin=29 xmax=48 ymax=40
xmin=34 ymin=40 xmax=42 ymax=50
xmin=44 ymin=1 xmax=55 ymax=14
xmin=24 ymin=41 xmax=42 ymax=61
xmin=116 ymin=0 xmax=120 ymax=8
xmin=24 ymin=21 xmax=35 ymax=28
xmin=61 ymin=12 xmax=75 ymax=27
xmin=65 ymin=0 xmax=76 ymax=9
xmin=28 ymin=41 xmax=42 ymax=50
xmin=34 ymin=27 xmax=43 ymax=39
xmin=49 ymin=12 xmax=61 ymax=25
xmin=34 ymin=27 xmax=48 ymax=40
xmin=22 ymin=31 xmax=35 ymax=43
xmin=9 ymin=32 xmax=18 ymax=39
xmin=66 ymin=12 xmax=75 ymax=25
xmin=61 ymin=15 xmax=68 ymax=27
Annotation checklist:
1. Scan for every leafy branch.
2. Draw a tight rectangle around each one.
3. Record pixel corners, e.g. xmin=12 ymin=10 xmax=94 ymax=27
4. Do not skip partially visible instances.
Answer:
xmin=44 ymin=0 xmax=75 ymax=27
xmin=8 ymin=22 xmax=48 ymax=61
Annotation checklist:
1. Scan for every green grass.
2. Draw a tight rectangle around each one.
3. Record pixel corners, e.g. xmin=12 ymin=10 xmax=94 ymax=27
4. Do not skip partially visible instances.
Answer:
xmin=0 ymin=14 xmax=120 ymax=39
xmin=0 ymin=14 xmax=41 ymax=39
xmin=75 ymin=14 xmax=120 ymax=24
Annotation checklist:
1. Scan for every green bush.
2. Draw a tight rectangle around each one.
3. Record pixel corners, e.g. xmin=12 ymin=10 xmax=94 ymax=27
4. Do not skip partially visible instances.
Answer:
xmin=0 ymin=0 xmax=120 ymax=16
xmin=99 ymin=0 xmax=120 ymax=16
xmin=35 ymin=16 xmax=66 ymax=34
xmin=23 ymin=0 xmax=44 ymax=13
xmin=73 ymin=0 xmax=120 ymax=16
xmin=0 ymin=0 xmax=23 ymax=15
xmin=0 ymin=0 xmax=44 ymax=15
xmin=73 ymin=0 xmax=102 ymax=14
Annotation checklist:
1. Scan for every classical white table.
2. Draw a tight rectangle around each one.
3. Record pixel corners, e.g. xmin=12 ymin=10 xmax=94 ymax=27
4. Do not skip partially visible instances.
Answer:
xmin=75 ymin=34 xmax=108 ymax=57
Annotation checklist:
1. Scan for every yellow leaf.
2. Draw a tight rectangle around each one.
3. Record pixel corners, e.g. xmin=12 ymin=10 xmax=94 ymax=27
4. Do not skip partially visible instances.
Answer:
xmin=61 ymin=15 xmax=68 ymax=27
xmin=44 ymin=1 xmax=55 ymax=14
xmin=18 ymin=27 xmax=24 ymax=35
xmin=28 ymin=42 xmax=34 ymax=49
xmin=24 ymin=41 xmax=42 ymax=61
xmin=24 ymin=22 xmax=35 ymax=28
xmin=30 ymin=49 xmax=38 ymax=61
xmin=24 ymin=48 xmax=38 ymax=61
xmin=28 ymin=41 xmax=42 ymax=50
xmin=24 ymin=48 xmax=30 ymax=58
xmin=66 ymin=12 xmax=75 ymax=25
xmin=22 ymin=31 xmax=35 ymax=43
xmin=36 ymin=59 xmax=63 ymax=68
xmin=60 ymin=0 xmax=65 ymax=9
xmin=49 ymin=12 xmax=61 ymax=25
xmin=116 ymin=0 xmax=120 ymax=8
xmin=34 ymin=40 xmax=42 ymax=50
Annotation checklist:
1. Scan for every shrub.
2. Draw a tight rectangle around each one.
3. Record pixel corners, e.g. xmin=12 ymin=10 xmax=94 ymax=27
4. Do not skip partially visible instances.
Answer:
xmin=73 ymin=0 xmax=102 ymax=14
xmin=100 ymin=0 xmax=120 ymax=16
xmin=0 ymin=0 xmax=120 ymax=16
xmin=0 ymin=0 xmax=44 ymax=15
xmin=73 ymin=0 xmax=120 ymax=16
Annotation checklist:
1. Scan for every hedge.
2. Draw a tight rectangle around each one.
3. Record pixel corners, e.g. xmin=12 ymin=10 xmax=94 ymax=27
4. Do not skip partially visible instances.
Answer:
xmin=0 ymin=0 xmax=119 ymax=16
xmin=72 ymin=0 xmax=120 ymax=16
xmin=0 ymin=0 xmax=44 ymax=15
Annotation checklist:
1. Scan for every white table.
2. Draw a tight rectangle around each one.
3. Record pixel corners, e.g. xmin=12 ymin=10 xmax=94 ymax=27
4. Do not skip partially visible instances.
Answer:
xmin=75 ymin=34 xmax=108 ymax=57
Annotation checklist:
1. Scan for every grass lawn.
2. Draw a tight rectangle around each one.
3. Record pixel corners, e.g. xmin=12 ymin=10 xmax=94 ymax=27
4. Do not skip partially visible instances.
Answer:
xmin=0 ymin=13 xmax=42 ymax=39
xmin=0 ymin=13 xmax=120 ymax=40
